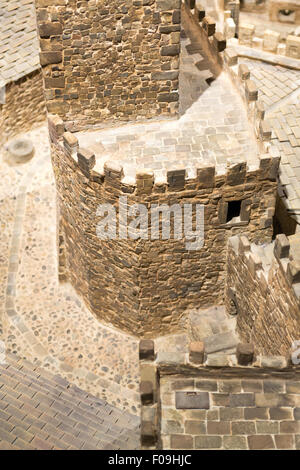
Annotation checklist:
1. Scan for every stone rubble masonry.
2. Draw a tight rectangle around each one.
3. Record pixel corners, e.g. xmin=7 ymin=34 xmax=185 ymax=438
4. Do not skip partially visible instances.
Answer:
xmin=49 ymin=114 xmax=279 ymax=338
xmin=34 ymin=0 xmax=183 ymax=131
xmin=139 ymin=340 xmax=300 ymax=450
xmin=286 ymin=35 xmax=300 ymax=59
xmin=226 ymin=234 xmax=300 ymax=355
xmin=0 ymin=70 xmax=46 ymax=146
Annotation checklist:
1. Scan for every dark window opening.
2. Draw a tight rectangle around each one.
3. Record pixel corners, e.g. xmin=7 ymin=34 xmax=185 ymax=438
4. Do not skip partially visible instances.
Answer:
xmin=279 ymin=9 xmax=294 ymax=16
xmin=278 ymin=9 xmax=296 ymax=23
xmin=273 ymin=193 xmax=297 ymax=239
xmin=226 ymin=200 xmax=241 ymax=223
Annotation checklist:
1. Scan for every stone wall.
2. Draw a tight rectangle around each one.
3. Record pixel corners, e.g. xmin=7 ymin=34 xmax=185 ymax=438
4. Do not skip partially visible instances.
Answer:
xmin=139 ymin=340 xmax=300 ymax=450
xmin=240 ymin=0 xmax=267 ymax=13
xmin=0 ymin=70 xmax=46 ymax=146
xmin=34 ymin=0 xmax=182 ymax=131
xmin=226 ymin=234 xmax=300 ymax=355
xmin=49 ymin=114 xmax=278 ymax=338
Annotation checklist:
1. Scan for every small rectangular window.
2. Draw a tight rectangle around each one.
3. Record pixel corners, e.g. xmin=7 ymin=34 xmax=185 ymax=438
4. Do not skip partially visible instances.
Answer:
xmin=226 ymin=200 xmax=241 ymax=223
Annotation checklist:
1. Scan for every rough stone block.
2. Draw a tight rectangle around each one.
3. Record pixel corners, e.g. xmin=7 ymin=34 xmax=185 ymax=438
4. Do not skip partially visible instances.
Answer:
xmin=175 ymin=391 xmax=209 ymax=409
xmin=140 ymin=381 xmax=154 ymax=405
xmin=248 ymin=435 xmax=275 ymax=450
xmin=248 ymin=253 xmax=263 ymax=277
xmin=167 ymin=168 xmax=186 ymax=189
xmin=275 ymin=435 xmax=295 ymax=450
xmin=218 ymin=201 xmax=228 ymax=224
xmin=260 ymin=356 xmax=287 ymax=369
xmin=189 ymin=342 xmax=204 ymax=364
xmin=63 ymin=132 xmax=78 ymax=152
xmin=239 ymin=23 xmax=255 ymax=46
xmin=77 ymin=148 xmax=96 ymax=173
xmin=259 ymin=120 xmax=272 ymax=142
xmin=39 ymin=51 xmax=62 ymax=65
xmin=104 ymin=161 xmax=124 ymax=180
xmin=161 ymin=45 xmax=180 ymax=56
xmin=139 ymin=340 xmax=155 ymax=361
xmin=213 ymin=33 xmax=226 ymax=52
xmin=223 ymin=436 xmax=247 ymax=450
xmin=240 ymin=199 xmax=251 ymax=222
xmin=39 ymin=22 xmax=63 ymax=38
xmin=202 ymin=16 xmax=216 ymax=36
xmin=195 ymin=435 xmax=222 ymax=449
xmin=238 ymin=64 xmax=250 ymax=81
xmin=170 ymin=434 xmax=193 ymax=449
xmin=44 ymin=77 xmax=65 ymax=89
xmin=274 ymin=234 xmax=290 ymax=259
xmin=151 ymin=71 xmax=179 ymax=81
xmin=229 ymin=393 xmax=255 ymax=407
xmin=236 ymin=343 xmax=254 ymax=365
xmin=185 ymin=0 xmax=195 ymax=8
xmin=197 ymin=166 xmax=215 ymax=188
xmin=48 ymin=114 xmax=64 ymax=139
xmin=224 ymin=17 xmax=236 ymax=40
xmin=157 ymin=0 xmax=181 ymax=10
xmin=245 ymin=79 xmax=258 ymax=101
xmin=224 ymin=47 xmax=238 ymax=66
xmin=205 ymin=354 xmax=229 ymax=367
xmin=141 ymin=421 xmax=157 ymax=446
xmin=136 ymin=169 xmax=154 ymax=194
xmin=255 ymin=101 xmax=265 ymax=120
xmin=263 ymin=29 xmax=280 ymax=53
xmin=286 ymin=35 xmax=300 ymax=59
xmin=226 ymin=160 xmax=247 ymax=186
xmin=287 ymin=261 xmax=300 ymax=285
xmin=194 ymin=2 xmax=205 ymax=22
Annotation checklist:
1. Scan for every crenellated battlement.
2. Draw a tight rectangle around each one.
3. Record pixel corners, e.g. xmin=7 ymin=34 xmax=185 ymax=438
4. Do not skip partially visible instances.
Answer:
xmin=139 ymin=338 xmax=300 ymax=450
xmin=183 ymin=1 xmax=227 ymax=64
xmin=223 ymin=49 xmax=274 ymax=151
xmin=49 ymin=114 xmax=280 ymax=196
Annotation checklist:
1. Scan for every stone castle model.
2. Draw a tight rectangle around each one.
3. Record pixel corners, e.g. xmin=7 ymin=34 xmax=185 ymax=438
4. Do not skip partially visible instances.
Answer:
xmin=34 ymin=0 xmax=296 ymax=339
xmin=0 ymin=0 xmax=300 ymax=451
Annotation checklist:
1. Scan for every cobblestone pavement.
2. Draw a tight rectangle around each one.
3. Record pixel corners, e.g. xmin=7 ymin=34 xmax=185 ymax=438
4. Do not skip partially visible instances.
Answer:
xmin=0 ymin=0 xmax=40 ymax=84
xmin=268 ymin=96 xmax=300 ymax=221
xmin=0 ymin=125 xmax=140 ymax=415
xmin=77 ymin=26 xmax=259 ymax=182
xmin=0 ymin=353 xmax=140 ymax=450
xmin=238 ymin=57 xmax=300 ymax=225
xmin=240 ymin=58 xmax=300 ymax=108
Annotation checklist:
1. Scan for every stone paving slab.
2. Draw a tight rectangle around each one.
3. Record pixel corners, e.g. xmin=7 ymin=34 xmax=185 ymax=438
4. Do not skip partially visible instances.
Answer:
xmin=0 ymin=0 xmax=40 ymax=84
xmin=76 ymin=27 xmax=259 ymax=182
xmin=0 ymin=353 xmax=140 ymax=450
xmin=239 ymin=57 xmax=300 ymax=108
xmin=0 ymin=125 xmax=140 ymax=415
xmin=235 ymin=56 xmax=300 ymax=226
xmin=268 ymin=96 xmax=300 ymax=222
